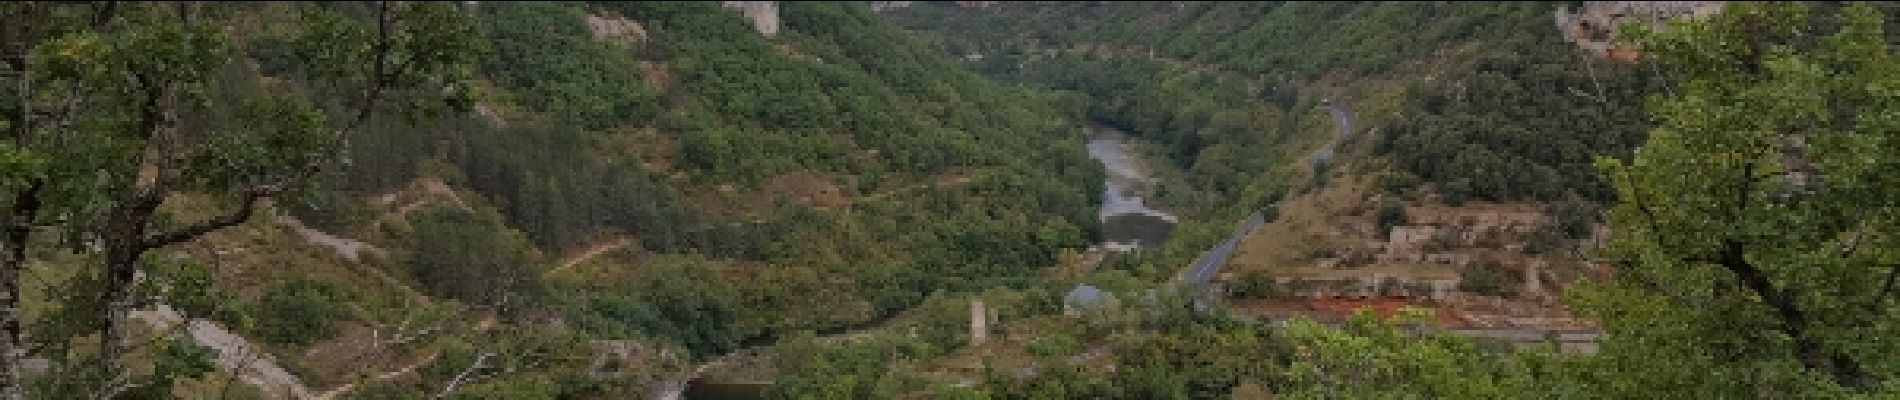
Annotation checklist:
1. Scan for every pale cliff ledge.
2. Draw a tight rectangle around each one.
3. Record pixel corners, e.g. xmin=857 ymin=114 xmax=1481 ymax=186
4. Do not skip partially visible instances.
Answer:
xmin=1554 ymin=1 xmax=1724 ymax=62
xmin=722 ymin=1 xmax=780 ymax=37
xmin=584 ymin=12 xmax=649 ymax=47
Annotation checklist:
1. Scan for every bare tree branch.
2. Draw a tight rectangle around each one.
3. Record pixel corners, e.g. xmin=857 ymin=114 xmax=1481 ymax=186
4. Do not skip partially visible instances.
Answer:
xmin=433 ymin=352 xmax=493 ymax=399
xmin=140 ymin=189 xmax=270 ymax=251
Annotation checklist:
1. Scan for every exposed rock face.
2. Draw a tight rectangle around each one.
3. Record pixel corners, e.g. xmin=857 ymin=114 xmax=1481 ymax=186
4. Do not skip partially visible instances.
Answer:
xmin=584 ymin=12 xmax=648 ymax=47
xmin=1553 ymin=1 xmax=1724 ymax=61
xmin=721 ymin=1 xmax=779 ymax=37
xmin=869 ymin=1 xmax=914 ymax=13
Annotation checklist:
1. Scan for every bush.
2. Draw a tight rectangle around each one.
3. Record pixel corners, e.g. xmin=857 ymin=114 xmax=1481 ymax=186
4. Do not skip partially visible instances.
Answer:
xmin=1376 ymin=199 xmax=1408 ymax=239
xmin=1228 ymin=270 xmax=1283 ymax=299
xmin=1457 ymin=261 xmax=1517 ymax=297
xmin=1523 ymin=226 xmax=1564 ymax=255
xmin=1026 ymin=334 xmax=1082 ymax=357
xmin=257 ymin=278 xmax=349 ymax=347
xmin=1378 ymin=172 xmax=1421 ymax=195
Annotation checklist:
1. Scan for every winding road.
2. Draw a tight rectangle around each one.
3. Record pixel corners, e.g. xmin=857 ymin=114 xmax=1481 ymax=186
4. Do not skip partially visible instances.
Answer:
xmin=1180 ymin=100 xmax=1353 ymax=290
xmin=1180 ymin=211 xmax=1266 ymax=286
xmin=1309 ymin=100 xmax=1356 ymax=170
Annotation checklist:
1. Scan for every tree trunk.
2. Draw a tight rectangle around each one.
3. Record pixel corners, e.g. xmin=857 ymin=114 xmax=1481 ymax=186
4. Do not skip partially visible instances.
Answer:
xmin=0 ymin=183 xmax=40 ymax=400
xmin=99 ymin=207 xmax=149 ymax=384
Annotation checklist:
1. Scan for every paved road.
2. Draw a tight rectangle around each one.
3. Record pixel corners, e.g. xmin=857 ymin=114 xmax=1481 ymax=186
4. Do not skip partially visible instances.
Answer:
xmin=1326 ymin=102 xmax=1354 ymax=140
xmin=1182 ymin=101 xmax=1350 ymax=287
xmin=1182 ymin=211 xmax=1266 ymax=285
xmin=1309 ymin=102 xmax=1356 ymax=170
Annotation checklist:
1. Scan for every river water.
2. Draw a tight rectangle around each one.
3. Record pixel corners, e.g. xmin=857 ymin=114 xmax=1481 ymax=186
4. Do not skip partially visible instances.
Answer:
xmin=1087 ymin=125 xmax=1179 ymax=250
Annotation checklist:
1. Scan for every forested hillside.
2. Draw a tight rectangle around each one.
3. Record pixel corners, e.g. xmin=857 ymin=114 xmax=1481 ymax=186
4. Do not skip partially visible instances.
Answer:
xmin=3 ymin=1 xmax=1898 ymax=398
xmin=1 ymin=1 xmax=1114 ymax=397
xmin=849 ymin=1 xmax=1900 ymax=398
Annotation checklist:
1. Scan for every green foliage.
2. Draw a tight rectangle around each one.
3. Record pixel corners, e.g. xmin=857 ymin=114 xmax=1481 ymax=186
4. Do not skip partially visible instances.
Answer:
xmin=1581 ymin=2 xmax=1900 ymax=393
xmin=1375 ymin=198 xmax=1407 ymax=239
xmin=1457 ymin=260 xmax=1516 ymax=297
xmin=1227 ymin=270 xmax=1283 ymax=300
xmin=407 ymin=326 xmax=622 ymax=400
xmin=558 ymin=255 xmax=749 ymax=358
xmin=140 ymin=258 xmax=251 ymax=331
xmin=1272 ymin=312 xmax=1556 ymax=398
xmin=768 ymin=332 xmax=929 ymax=400
xmin=406 ymin=207 xmax=543 ymax=307
xmin=1377 ymin=17 xmax=1660 ymax=203
xmin=121 ymin=337 xmax=218 ymax=400
xmin=476 ymin=1 xmax=659 ymax=130
xmin=458 ymin=118 xmax=698 ymax=251
xmin=256 ymin=277 xmax=349 ymax=347
xmin=1024 ymin=334 xmax=1081 ymax=358
xmin=295 ymin=2 xmax=484 ymax=121
xmin=1544 ymin=199 xmax=1599 ymax=240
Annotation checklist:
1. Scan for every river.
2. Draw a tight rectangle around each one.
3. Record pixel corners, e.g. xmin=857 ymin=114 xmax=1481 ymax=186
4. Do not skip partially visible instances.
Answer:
xmin=1087 ymin=125 xmax=1180 ymax=250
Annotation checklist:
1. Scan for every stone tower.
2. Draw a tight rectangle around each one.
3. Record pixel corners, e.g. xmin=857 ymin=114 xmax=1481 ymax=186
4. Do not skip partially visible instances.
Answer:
xmin=970 ymin=299 xmax=987 ymax=345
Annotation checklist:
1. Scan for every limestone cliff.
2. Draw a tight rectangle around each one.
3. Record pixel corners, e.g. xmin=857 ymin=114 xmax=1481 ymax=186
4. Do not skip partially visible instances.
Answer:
xmin=721 ymin=1 xmax=780 ymax=37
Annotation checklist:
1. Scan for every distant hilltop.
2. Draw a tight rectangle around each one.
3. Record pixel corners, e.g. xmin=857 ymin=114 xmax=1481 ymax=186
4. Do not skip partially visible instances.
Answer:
xmin=1554 ymin=1 xmax=1724 ymax=61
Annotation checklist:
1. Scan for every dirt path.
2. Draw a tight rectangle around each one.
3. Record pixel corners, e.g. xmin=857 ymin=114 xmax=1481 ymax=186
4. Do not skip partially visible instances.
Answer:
xmin=370 ymin=178 xmax=471 ymax=229
xmin=312 ymin=351 xmax=440 ymax=400
xmin=851 ymin=172 xmax=977 ymax=205
xmin=267 ymin=201 xmax=388 ymax=263
xmin=548 ymin=236 xmax=635 ymax=275
xmin=133 ymin=305 xmax=315 ymax=399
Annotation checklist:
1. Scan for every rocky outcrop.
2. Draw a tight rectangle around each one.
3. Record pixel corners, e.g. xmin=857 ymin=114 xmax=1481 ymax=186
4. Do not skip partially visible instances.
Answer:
xmin=585 ymin=12 xmax=649 ymax=47
xmin=721 ymin=1 xmax=779 ymax=37
xmin=1554 ymin=1 xmax=1724 ymax=61
xmin=869 ymin=1 xmax=913 ymax=13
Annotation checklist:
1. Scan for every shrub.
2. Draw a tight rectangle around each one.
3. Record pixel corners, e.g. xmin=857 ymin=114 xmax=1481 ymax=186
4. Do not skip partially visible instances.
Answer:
xmin=257 ymin=277 xmax=349 ymax=347
xmin=1457 ymin=261 xmax=1517 ymax=297
xmin=1376 ymin=199 xmax=1408 ymax=239
xmin=1229 ymin=270 xmax=1283 ymax=299
xmin=1026 ymin=334 xmax=1082 ymax=357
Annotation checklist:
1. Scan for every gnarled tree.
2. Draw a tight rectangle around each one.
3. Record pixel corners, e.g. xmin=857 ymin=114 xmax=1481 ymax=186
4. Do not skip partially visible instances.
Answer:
xmin=5 ymin=1 xmax=480 ymax=391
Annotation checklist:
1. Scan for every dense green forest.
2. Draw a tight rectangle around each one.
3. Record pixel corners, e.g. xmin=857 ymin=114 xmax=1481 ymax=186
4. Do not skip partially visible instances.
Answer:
xmin=317 ymin=0 xmax=1111 ymax=363
xmin=253 ymin=0 xmax=1124 ymax=371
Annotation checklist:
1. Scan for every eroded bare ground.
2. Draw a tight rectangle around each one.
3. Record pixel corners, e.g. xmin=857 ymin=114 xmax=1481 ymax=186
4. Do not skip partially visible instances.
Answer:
xmin=549 ymin=236 xmax=635 ymax=275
